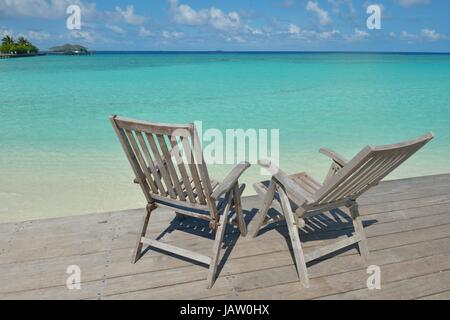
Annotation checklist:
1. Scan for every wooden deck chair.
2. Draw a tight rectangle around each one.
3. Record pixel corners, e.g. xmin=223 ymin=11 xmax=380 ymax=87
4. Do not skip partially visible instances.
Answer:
xmin=252 ymin=133 xmax=434 ymax=287
xmin=110 ymin=115 xmax=249 ymax=288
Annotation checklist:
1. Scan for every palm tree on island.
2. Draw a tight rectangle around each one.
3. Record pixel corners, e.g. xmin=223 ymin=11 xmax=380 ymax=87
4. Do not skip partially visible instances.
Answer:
xmin=0 ymin=35 xmax=39 ymax=57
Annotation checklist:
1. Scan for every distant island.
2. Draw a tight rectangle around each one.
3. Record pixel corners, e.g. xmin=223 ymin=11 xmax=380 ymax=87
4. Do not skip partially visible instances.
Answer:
xmin=0 ymin=35 xmax=40 ymax=58
xmin=48 ymin=44 xmax=92 ymax=55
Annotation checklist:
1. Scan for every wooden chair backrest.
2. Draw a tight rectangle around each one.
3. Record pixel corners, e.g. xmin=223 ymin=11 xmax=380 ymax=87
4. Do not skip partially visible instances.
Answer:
xmin=314 ymin=133 xmax=434 ymax=205
xmin=110 ymin=115 xmax=216 ymax=219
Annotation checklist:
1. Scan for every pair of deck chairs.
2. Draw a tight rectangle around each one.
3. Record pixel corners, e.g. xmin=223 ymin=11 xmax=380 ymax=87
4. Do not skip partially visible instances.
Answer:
xmin=110 ymin=115 xmax=434 ymax=288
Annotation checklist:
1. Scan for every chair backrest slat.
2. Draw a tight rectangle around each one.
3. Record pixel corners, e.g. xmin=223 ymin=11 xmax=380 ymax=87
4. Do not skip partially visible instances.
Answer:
xmin=192 ymin=126 xmax=214 ymax=203
xmin=135 ymin=131 xmax=167 ymax=196
xmin=110 ymin=120 xmax=152 ymax=203
xmin=314 ymin=133 xmax=434 ymax=205
xmin=180 ymin=136 xmax=207 ymax=205
xmin=124 ymin=129 xmax=159 ymax=194
xmin=111 ymin=115 xmax=216 ymax=218
xmin=321 ymin=154 xmax=383 ymax=204
xmin=156 ymin=134 xmax=186 ymax=201
xmin=169 ymin=137 xmax=197 ymax=203
xmin=145 ymin=132 xmax=177 ymax=199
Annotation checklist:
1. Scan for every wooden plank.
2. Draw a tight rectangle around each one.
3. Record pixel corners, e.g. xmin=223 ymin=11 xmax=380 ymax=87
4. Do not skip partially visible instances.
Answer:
xmin=214 ymin=240 xmax=450 ymax=300
xmin=3 ymin=217 xmax=448 ymax=296
xmin=1 ymin=174 xmax=449 ymax=300
xmin=417 ymin=290 xmax=450 ymax=300
xmin=320 ymin=268 xmax=450 ymax=300
xmin=105 ymin=236 xmax=450 ymax=300
xmin=2 ymin=225 xmax=448 ymax=299
xmin=2 ymin=195 xmax=449 ymax=266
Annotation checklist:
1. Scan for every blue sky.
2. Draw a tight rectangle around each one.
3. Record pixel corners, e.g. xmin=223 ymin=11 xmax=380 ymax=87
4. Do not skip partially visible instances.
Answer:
xmin=1 ymin=0 xmax=449 ymax=51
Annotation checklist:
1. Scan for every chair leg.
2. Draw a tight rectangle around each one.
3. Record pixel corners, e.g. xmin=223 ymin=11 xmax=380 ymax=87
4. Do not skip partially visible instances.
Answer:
xmin=251 ymin=179 xmax=276 ymax=238
xmin=206 ymin=193 xmax=231 ymax=289
xmin=233 ymin=183 xmax=247 ymax=237
xmin=349 ymin=202 xmax=370 ymax=263
xmin=279 ymin=187 xmax=310 ymax=288
xmin=131 ymin=202 xmax=156 ymax=264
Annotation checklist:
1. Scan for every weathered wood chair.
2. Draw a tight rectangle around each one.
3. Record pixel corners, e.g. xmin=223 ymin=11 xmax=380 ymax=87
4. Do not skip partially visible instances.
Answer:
xmin=110 ymin=115 xmax=249 ymax=288
xmin=252 ymin=133 xmax=434 ymax=287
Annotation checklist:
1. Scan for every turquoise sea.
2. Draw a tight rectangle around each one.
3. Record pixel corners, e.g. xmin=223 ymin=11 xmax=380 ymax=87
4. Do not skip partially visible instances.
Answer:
xmin=1 ymin=53 xmax=449 ymax=222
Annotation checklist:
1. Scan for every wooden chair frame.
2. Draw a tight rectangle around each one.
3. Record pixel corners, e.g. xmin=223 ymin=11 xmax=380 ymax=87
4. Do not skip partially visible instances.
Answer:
xmin=110 ymin=115 xmax=249 ymax=288
xmin=251 ymin=133 xmax=434 ymax=287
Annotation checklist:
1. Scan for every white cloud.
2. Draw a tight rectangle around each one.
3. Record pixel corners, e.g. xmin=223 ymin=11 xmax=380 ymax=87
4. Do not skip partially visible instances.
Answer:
xmin=169 ymin=0 xmax=241 ymax=31
xmin=400 ymin=30 xmax=418 ymax=42
xmin=420 ymin=29 xmax=447 ymax=41
xmin=245 ymin=26 xmax=265 ymax=36
xmin=114 ymin=5 xmax=144 ymax=25
xmin=306 ymin=1 xmax=332 ymax=26
xmin=226 ymin=35 xmax=246 ymax=43
xmin=139 ymin=26 xmax=152 ymax=37
xmin=27 ymin=30 xmax=51 ymax=40
xmin=69 ymin=30 xmax=95 ymax=43
xmin=327 ymin=0 xmax=355 ymax=16
xmin=318 ymin=29 xmax=340 ymax=39
xmin=344 ymin=28 xmax=369 ymax=41
xmin=0 ymin=0 xmax=96 ymax=19
xmin=286 ymin=24 xmax=340 ymax=41
xmin=394 ymin=0 xmax=431 ymax=8
xmin=106 ymin=24 xmax=125 ymax=34
xmin=169 ymin=0 xmax=208 ymax=25
xmin=288 ymin=23 xmax=300 ymax=34
xmin=209 ymin=7 xmax=240 ymax=30
xmin=399 ymin=29 xmax=449 ymax=43
xmin=162 ymin=31 xmax=184 ymax=39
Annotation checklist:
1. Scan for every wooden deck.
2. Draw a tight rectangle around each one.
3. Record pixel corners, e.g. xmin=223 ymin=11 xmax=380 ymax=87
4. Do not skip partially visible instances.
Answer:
xmin=1 ymin=174 xmax=450 ymax=300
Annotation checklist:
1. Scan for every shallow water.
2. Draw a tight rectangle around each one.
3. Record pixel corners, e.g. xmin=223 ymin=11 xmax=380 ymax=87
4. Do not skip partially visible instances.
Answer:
xmin=1 ymin=53 xmax=449 ymax=222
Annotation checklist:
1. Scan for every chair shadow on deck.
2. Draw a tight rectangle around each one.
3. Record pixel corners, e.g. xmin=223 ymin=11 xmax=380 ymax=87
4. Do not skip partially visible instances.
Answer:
xmin=253 ymin=207 xmax=378 ymax=266
xmin=142 ymin=208 xmax=256 ymax=277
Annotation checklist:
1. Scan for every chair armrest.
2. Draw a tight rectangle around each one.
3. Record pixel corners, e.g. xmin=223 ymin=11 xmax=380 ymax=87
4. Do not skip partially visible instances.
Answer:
xmin=319 ymin=148 xmax=348 ymax=168
xmin=211 ymin=162 xmax=251 ymax=200
xmin=258 ymin=160 xmax=314 ymax=205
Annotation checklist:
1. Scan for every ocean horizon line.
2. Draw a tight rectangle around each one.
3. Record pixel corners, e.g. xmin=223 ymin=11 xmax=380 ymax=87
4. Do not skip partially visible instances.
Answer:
xmin=40 ymin=50 xmax=450 ymax=55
